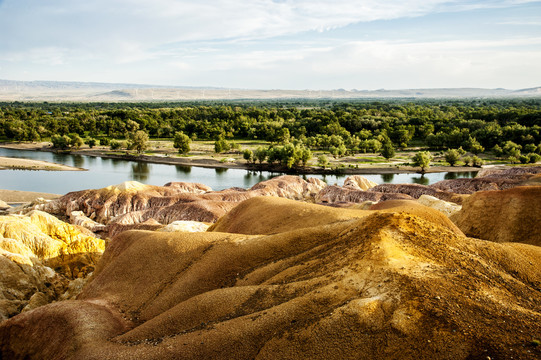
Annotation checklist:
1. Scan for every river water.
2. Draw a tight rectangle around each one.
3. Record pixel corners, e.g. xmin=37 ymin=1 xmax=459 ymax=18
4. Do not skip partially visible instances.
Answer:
xmin=0 ymin=148 xmax=478 ymax=194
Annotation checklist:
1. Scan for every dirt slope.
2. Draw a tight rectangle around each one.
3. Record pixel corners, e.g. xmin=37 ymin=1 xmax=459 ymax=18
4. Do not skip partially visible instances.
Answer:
xmin=1 ymin=197 xmax=540 ymax=360
xmin=451 ymin=186 xmax=541 ymax=246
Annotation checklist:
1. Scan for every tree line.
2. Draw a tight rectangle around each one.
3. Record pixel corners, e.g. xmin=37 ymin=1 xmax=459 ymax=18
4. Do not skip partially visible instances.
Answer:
xmin=1 ymin=99 xmax=541 ymax=167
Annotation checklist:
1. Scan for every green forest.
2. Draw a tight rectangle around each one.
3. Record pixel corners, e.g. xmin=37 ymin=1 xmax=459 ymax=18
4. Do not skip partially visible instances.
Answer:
xmin=1 ymin=99 xmax=541 ymax=168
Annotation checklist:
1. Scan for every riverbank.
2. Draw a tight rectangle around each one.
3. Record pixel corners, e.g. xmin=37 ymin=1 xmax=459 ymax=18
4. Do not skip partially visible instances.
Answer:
xmin=0 ymin=141 xmax=493 ymax=175
xmin=0 ymin=189 xmax=61 ymax=204
xmin=0 ymin=156 xmax=85 ymax=171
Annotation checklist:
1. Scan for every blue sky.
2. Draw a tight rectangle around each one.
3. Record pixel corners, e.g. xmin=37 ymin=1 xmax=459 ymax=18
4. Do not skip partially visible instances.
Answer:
xmin=0 ymin=0 xmax=540 ymax=90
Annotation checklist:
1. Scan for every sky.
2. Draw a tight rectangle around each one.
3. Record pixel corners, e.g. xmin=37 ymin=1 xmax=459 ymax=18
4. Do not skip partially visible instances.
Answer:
xmin=0 ymin=0 xmax=540 ymax=90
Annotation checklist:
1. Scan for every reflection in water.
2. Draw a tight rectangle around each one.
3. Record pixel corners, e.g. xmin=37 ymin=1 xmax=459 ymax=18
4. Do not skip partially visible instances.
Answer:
xmin=53 ymin=153 xmax=69 ymax=164
xmin=412 ymin=175 xmax=430 ymax=186
xmin=381 ymin=173 xmax=395 ymax=183
xmin=110 ymin=158 xmax=123 ymax=169
xmin=72 ymin=155 xmax=84 ymax=169
xmin=215 ymin=167 xmax=228 ymax=175
xmin=175 ymin=165 xmax=192 ymax=174
xmin=444 ymin=171 xmax=479 ymax=180
xmin=444 ymin=172 xmax=458 ymax=180
xmin=86 ymin=156 xmax=97 ymax=167
xmin=131 ymin=162 xmax=150 ymax=182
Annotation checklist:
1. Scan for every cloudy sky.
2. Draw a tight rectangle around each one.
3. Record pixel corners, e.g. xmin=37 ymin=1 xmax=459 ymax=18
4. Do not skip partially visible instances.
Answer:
xmin=0 ymin=0 xmax=540 ymax=90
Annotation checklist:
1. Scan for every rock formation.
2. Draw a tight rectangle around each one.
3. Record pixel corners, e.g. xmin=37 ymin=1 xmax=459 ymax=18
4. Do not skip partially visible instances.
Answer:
xmin=342 ymin=175 xmax=378 ymax=191
xmin=2 ymin=197 xmax=540 ymax=360
xmin=34 ymin=177 xmax=328 ymax=238
xmin=316 ymin=185 xmax=413 ymax=204
xmin=451 ymin=186 xmax=541 ymax=246
xmin=417 ymin=195 xmax=462 ymax=218
xmin=431 ymin=166 xmax=541 ymax=194
xmin=0 ymin=211 xmax=105 ymax=322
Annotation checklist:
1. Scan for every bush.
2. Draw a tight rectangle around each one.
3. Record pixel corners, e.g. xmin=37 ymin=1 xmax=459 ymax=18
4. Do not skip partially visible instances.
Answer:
xmin=471 ymin=156 xmax=484 ymax=167
xmin=243 ymin=149 xmax=254 ymax=163
xmin=444 ymin=149 xmax=460 ymax=166
xmin=110 ymin=140 xmax=122 ymax=150
xmin=50 ymin=134 xmax=71 ymax=150
xmin=318 ymin=155 xmax=329 ymax=168
xmin=86 ymin=138 xmax=97 ymax=149
xmin=528 ymin=153 xmax=541 ymax=163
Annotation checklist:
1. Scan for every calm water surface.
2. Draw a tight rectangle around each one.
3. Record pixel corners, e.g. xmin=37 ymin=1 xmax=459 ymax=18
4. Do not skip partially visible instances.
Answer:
xmin=0 ymin=148 xmax=478 ymax=194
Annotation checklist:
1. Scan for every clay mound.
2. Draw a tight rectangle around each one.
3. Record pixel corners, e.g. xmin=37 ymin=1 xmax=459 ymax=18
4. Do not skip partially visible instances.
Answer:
xmin=2 ymin=210 xmax=541 ymax=359
xmin=208 ymin=196 xmax=370 ymax=235
xmin=249 ymin=175 xmax=327 ymax=201
xmin=371 ymin=183 xmax=462 ymax=204
xmin=103 ymin=219 xmax=164 ymax=239
xmin=316 ymin=185 xmax=413 ymax=204
xmin=34 ymin=177 xmax=327 ymax=238
xmin=417 ymin=195 xmax=461 ymax=218
xmin=36 ymin=181 xmax=187 ymax=224
xmin=451 ymin=186 xmax=541 ymax=245
xmin=476 ymin=166 xmax=541 ymax=178
xmin=163 ymin=181 xmax=213 ymax=193
xmin=110 ymin=200 xmax=237 ymax=226
xmin=369 ymin=200 xmax=464 ymax=236
xmin=342 ymin=175 xmax=378 ymax=190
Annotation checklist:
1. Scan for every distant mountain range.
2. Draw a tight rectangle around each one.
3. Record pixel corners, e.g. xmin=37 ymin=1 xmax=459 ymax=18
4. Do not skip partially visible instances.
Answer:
xmin=0 ymin=79 xmax=540 ymax=102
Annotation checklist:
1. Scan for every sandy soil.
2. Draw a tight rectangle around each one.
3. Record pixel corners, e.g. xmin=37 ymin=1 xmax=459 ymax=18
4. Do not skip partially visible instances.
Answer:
xmin=0 ymin=156 xmax=84 ymax=171
xmin=0 ymin=189 xmax=61 ymax=203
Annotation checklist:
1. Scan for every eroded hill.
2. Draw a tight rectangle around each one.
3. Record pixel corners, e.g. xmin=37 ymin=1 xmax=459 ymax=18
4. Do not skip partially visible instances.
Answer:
xmin=1 ymin=197 xmax=540 ymax=360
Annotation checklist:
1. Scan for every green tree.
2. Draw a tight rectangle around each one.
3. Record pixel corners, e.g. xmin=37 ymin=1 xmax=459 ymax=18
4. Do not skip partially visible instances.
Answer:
xmin=300 ymin=147 xmax=312 ymax=166
xmin=214 ymin=136 xmax=231 ymax=153
xmin=127 ymin=130 xmax=149 ymax=154
xmin=243 ymin=149 xmax=254 ymax=163
xmin=412 ymin=151 xmax=432 ymax=173
xmin=318 ymin=155 xmax=329 ymax=169
xmin=51 ymin=134 xmax=71 ymax=150
xmin=86 ymin=137 xmax=97 ymax=148
xmin=69 ymin=134 xmax=84 ymax=149
xmin=173 ymin=131 xmax=191 ymax=154
xmin=380 ymin=139 xmax=395 ymax=160
xmin=110 ymin=139 xmax=122 ymax=150
xmin=254 ymin=147 xmax=268 ymax=164
xmin=444 ymin=149 xmax=460 ymax=166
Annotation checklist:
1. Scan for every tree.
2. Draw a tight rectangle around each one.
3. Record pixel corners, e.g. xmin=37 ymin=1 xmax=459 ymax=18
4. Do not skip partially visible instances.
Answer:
xmin=444 ymin=149 xmax=460 ymax=166
xmin=254 ymin=147 xmax=268 ymax=164
xmin=110 ymin=139 xmax=122 ymax=150
xmin=300 ymin=147 xmax=312 ymax=166
xmin=51 ymin=134 xmax=71 ymax=150
xmin=85 ymin=138 xmax=97 ymax=148
xmin=173 ymin=132 xmax=191 ymax=154
xmin=318 ymin=155 xmax=329 ymax=169
xmin=412 ymin=151 xmax=432 ymax=173
xmin=380 ymin=139 xmax=395 ymax=160
xmin=214 ymin=136 xmax=231 ymax=153
xmin=69 ymin=134 xmax=84 ymax=149
xmin=127 ymin=130 xmax=149 ymax=154
xmin=243 ymin=149 xmax=254 ymax=163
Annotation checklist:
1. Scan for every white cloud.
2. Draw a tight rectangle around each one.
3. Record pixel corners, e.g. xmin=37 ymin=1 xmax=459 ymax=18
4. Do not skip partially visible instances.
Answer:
xmin=0 ymin=0 xmax=540 ymax=88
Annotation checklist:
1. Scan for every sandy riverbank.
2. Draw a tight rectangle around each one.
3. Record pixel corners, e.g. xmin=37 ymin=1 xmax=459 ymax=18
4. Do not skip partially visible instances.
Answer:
xmin=0 ymin=189 xmax=61 ymax=204
xmin=0 ymin=141 xmax=492 ymax=175
xmin=0 ymin=156 xmax=85 ymax=171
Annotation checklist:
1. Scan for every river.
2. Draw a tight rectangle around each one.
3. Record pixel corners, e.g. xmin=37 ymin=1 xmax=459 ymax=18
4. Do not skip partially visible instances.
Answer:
xmin=0 ymin=148 xmax=478 ymax=194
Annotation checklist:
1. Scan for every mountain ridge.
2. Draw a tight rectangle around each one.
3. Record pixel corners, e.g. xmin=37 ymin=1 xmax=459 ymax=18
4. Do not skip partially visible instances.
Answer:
xmin=1 ymin=79 xmax=540 ymax=102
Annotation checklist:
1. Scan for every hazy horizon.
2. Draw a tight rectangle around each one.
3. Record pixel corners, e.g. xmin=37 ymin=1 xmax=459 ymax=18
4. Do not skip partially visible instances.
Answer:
xmin=1 ymin=1 xmax=540 ymax=90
